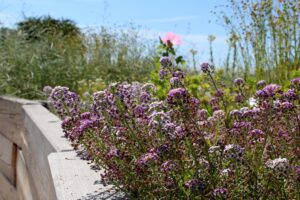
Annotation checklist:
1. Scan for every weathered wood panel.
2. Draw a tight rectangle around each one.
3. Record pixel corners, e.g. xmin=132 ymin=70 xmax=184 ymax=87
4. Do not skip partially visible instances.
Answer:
xmin=0 ymin=134 xmax=17 ymax=184
xmin=0 ymin=172 xmax=17 ymax=200
xmin=0 ymin=96 xmax=122 ymax=200
xmin=16 ymin=150 xmax=33 ymax=200
xmin=22 ymin=104 xmax=72 ymax=200
xmin=0 ymin=96 xmax=37 ymax=147
xmin=0 ymin=134 xmax=14 ymax=165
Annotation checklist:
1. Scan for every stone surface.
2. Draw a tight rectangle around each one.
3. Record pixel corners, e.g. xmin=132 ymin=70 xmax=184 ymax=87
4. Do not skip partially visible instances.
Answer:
xmin=48 ymin=151 xmax=125 ymax=200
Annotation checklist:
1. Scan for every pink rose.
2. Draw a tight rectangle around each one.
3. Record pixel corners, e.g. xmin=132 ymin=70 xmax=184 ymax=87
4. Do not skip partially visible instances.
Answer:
xmin=162 ymin=32 xmax=182 ymax=46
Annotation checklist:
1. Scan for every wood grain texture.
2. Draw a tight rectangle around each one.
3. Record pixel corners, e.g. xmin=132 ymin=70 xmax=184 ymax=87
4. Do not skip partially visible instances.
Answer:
xmin=0 ymin=172 xmax=17 ymax=200
xmin=16 ymin=150 xmax=33 ymax=200
xmin=0 ymin=135 xmax=17 ymax=184
xmin=0 ymin=96 xmax=36 ymax=147
xmin=22 ymin=104 xmax=72 ymax=200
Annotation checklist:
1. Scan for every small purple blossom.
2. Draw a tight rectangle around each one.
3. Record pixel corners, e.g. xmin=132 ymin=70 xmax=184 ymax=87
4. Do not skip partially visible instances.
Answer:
xmin=249 ymin=129 xmax=264 ymax=137
xmin=266 ymin=158 xmax=289 ymax=176
xmin=136 ymin=152 xmax=159 ymax=167
xmin=209 ymin=97 xmax=219 ymax=106
xmin=167 ymin=88 xmax=189 ymax=105
xmin=197 ymin=109 xmax=208 ymax=120
xmin=229 ymin=109 xmax=242 ymax=118
xmin=213 ymin=110 xmax=225 ymax=119
xmin=50 ymin=86 xmax=80 ymax=118
xmin=224 ymin=144 xmax=244 ymax=163
xmin=184 ymin=178 xmax=204 ymax=191
xmin=257 ymin=80 xmax=266 ymax=87
xmin=170 ymin=77 xmax=181 ymax=87
xmin=161 ymin=160 xmax=176 ymax=173
xmin=234 ymin=78 xmax=244 ymax=86
xmin=213 ymin=188 xmax=227 ymax=197
xmin=80 ymin=112 xmax=91 ymax=120
xmin=215 ymin=89 xmax=224 ymax=98
xmin=256 ymin=84 xmax=281 ymax=98
xmin=159 ymin=69 xmax=169 ymax=79
xmin=284 ymin=89 xmax=298 ymax=100
xmin=78 ymin=119 xmax=93 ymax=133
xmin=200 ymin=62 xmax=213 ymax=73
xmin=291 ymin=77 xmax=300 ymax=88
xmin=173 ymin=125 xmax=186 ymax=139
xmin=235 ymin=93 xmax=243 ymax=103
xmin=107 ymin=147 xmax=121 ymax=159
xmin=43 ymin=85 xmax=53 ymax=96
xmin=172 ymin=70 xmax=185 ymax=79
xmin=160 ymin=56 xmax=172 ymax=68
xmin=140 ymin=92 xmax=151 ymax=103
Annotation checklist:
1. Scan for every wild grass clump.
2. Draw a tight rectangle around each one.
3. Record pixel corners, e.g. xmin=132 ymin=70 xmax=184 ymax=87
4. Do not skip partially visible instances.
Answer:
xmin=0 ymin=17 xmax=156 ymax=99
xmin=216 ymin=0 xmax=300 ymax=83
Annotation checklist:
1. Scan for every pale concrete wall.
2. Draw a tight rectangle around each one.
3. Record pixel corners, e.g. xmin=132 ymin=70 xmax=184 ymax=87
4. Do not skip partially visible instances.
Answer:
xmin=0 ymin=96 xmax=122 ymax=200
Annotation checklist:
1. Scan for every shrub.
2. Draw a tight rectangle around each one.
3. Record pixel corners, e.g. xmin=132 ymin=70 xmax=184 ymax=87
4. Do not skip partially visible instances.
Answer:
xmin=48 ymin=45 xmax=300 ymax=199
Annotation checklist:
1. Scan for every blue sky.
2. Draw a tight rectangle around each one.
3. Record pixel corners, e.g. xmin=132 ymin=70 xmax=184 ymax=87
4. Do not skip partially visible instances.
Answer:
xmin=0 ymin=0 xmax=230 ymax=64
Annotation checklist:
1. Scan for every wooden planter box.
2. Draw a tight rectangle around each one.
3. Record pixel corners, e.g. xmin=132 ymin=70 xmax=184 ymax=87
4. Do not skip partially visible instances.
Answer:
xmin=0 ymin=96 xmax=122 ymax=200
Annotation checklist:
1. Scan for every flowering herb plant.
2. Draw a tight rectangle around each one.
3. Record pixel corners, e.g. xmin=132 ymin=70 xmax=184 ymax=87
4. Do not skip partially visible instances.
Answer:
xmin=47 ymin=37 xmax=300 ymax=199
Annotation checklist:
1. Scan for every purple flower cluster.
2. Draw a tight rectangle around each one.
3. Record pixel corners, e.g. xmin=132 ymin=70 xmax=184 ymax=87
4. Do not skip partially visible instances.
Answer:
xmin=291 ymin=77 xmax=300 ymax=88
xmin=184 ymin=178 xmax=204 ymax=191
xmin=256 ymin=84 xmax=282 ymax=98
xmin=213 ymin=187 xmax=227 ymax=197
xmin=48 ymin=63 xmax=300 ymax=199
xmin=50 ymin=86 xmax=80 ymax=118
xmin=223 ymin=144 xmax=244 ymax=163
xmin=266 ymin=158 xmax=289 ymax=176
xmin=159 ymin=56 xmax=173 ymax=68
xmin=234 ymin=78 xmax=244 ymax=86
xmin=160 ymin=160 xmax=176 ymax=173
xmin=167 ymin=87 xmax=189 ymax=105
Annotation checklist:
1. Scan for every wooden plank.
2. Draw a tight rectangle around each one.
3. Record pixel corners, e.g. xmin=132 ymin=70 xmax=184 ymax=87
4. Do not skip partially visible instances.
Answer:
xmin=22 ymin=104 xmax=72 ymax=200
xmin=0 ymin=171 xmax=17 ymax=200
xmin=0 ymin=135 xmax=17 ymax=183
xmin=0 ymin=96 xmax=38 ymax=147
xmin=0 ymin=134 xmax=13 ymax=165
xmin=0 ymin=159 xmax=14 ymax=185
xmin=16 ymin=150 xmax=33 ymax=200
xmin=0 ymin=111 xmax=23 ymax=147
xmin=48 ymin=151 xmax=124 ymax=200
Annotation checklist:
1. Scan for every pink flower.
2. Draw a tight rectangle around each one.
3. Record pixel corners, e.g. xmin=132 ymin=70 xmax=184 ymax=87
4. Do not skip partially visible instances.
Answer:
xmin=162 ymin=32 xmax=182 ymax=46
